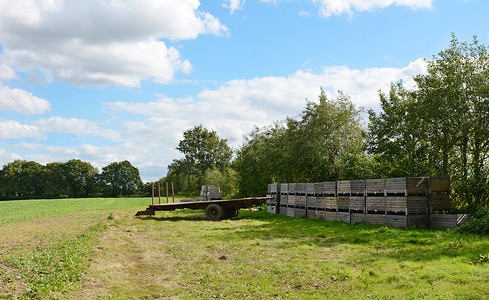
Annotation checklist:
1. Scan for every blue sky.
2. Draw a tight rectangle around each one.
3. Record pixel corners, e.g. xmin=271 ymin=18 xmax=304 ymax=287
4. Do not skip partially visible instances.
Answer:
xmin=0 ymin=0 xmax=488 ymax=182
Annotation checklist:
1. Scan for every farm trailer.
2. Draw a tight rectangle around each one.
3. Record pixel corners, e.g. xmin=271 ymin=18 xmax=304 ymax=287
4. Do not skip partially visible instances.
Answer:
xmin=135 ymin=197 xmax=271 ymax=221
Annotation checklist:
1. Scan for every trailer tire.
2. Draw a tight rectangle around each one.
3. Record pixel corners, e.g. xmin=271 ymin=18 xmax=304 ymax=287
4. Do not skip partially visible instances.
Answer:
xmin=206 ymin=204 xmax=225 ymax=221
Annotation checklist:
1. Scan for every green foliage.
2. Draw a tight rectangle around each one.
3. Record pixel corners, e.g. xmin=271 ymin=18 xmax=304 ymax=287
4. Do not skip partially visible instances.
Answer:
xmin=100 ymin=160 xmax=142 ymax=197
xmin=0 ymin=159 xmax=144 ymax=200
xmin=165 ymin=125 xmax=233 ymax=195
xmin=236 ymin=89 xmax=371 ymax=197
xmin=369 ymin=34 xmax=489 ymax=207
xmin=457 ymin=207 xmax=489 ymax=235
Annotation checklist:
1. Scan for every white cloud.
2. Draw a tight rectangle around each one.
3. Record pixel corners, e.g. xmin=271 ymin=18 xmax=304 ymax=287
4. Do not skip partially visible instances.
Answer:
xmin=0 ymin=0 xmax=228 ymax=87
xmin=223 ymin=0 xmax=246 ymax=14
xmin=311 ymin=0 xmax=433 ymax=17
xmin=106 ymin=58 xmax=427 ymax=148
xmin=0 ymin=85 xmax=51 ymax=115
xmin=0 ymin=147 xmax=21 ymax=165
xmin=35 ymin=117 xmax=124 ymax=141
xmin=0 ymin=119 xmax=40 ymax=139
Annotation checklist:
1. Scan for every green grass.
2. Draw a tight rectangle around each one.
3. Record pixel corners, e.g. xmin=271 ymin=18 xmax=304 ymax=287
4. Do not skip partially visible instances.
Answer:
xmin=1 ymin=198 xmax=489 ymax=299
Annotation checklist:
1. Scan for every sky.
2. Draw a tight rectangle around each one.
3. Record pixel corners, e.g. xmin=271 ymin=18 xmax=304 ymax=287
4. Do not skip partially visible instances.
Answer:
xmin=0 ymin=0 xmax=488 ymax=182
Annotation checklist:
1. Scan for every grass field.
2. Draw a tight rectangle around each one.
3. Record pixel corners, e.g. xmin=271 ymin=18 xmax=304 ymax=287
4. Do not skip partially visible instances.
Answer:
xmin=1 ymin=198 xmax=489 ymax=299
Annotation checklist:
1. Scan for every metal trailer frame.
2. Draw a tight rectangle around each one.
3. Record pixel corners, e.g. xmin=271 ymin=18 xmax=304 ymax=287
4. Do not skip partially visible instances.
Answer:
xmin=136 ymin=197 xmax=271 ymax=220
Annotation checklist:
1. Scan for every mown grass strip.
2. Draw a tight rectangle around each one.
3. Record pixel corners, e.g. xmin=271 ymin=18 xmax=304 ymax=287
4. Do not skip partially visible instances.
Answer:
xmin=2 ymin=222 xmax=107 ymax=299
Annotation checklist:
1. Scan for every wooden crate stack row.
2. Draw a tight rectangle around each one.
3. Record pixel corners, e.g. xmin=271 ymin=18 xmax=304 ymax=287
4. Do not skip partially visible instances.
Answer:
xmin=266 ymin=177 xmax=452 ymax=229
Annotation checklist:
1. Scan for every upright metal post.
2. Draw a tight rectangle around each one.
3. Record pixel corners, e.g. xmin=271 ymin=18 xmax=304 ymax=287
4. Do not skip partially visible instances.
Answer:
xmin=166 ymin=182 xmax=169 ymax=203
xmin=158 ymin=182 xmax=161 ymax=204
xmin=151 ymin=182 xmax=154 ymax=205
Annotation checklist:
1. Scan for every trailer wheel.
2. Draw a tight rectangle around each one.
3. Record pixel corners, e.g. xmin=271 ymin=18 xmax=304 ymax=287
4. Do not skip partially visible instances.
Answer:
xmin=206 ymin=204 xmax=225 ymax=221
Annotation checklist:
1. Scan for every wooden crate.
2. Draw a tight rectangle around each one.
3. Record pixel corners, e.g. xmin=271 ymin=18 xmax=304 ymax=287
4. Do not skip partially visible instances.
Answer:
xmin=294 ymin=207 xmax=306 ymax=218
xmin=306 ymin=208 xmax=318 ymax=219
xmin=337 ymin=212 xmax=351 ymax=223
xmin=351 ymin=213 xmax=367 ymax=223
xmin=385 ymin=196 xmax=428 ymax=215
xmin=287 ymin=206 xmax=295 ymax=217
xmin=307 ymin=196 xmax=317 ymax=209
xmin=280 ymin=183 xmax=289 ymax=194
xmin=295 ymin=183 xmax=307 ymax=195
xmin=325 ymin=196 xmax=337 ymax=210
xmin=367 ymin=214 xmax=386 ymax=225
xmin=314 ymin=181 xmax=336 ymax=195
xmin=429 ymin=214 xmax=471 ymax=228
xmin=337 ymin=180 xmax=350 ymax=195
xmin=280 ymin=194 xmax=288 ymax=206
xmin=366 ymin=197 xmax=385 ymax=213
xmin=324 ymin=211 xmax=337 ymax=221
xmin=279 ymin=205 xmax=288 ymax=216
xmin=429 ymin=177 xmax=450 ymax=194
xmin=316 ymin=196 xmax=326 ymax=209
xmin=287 ymin=195 xmax=297 ymax=206
xmin=337 ymin=196 xmax=350 ymax=211
xmin=386 ymin=214 xmax=428 ymax=229
xmin=349 ymin=196 xmax=366 ymax=212
xmin=306 ymin=183 xmax=315 ymax=195
xmin=268 ymin=183 xmax=278 ymax=194
xmin=316 ymin=210 xmax=326 ymax=219
xmin=350 ymin=180 xmax=366 ymax=196
xmin=385 ymin=177 xmax=428 ymax=196
xmin=366 ymin=178 xmax=386 ymax=195
xmin=295 ymin=195 xmax=307 ymax=207
xmin=429 ymin=194 xmax=451 ymax=211
xmin=267 ymin=205 xmax=277 ymax=214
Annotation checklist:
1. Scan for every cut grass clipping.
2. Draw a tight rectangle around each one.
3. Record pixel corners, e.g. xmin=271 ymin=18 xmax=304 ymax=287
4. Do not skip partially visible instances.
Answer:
xmin=1 ymin=198 xmax=489 ymax=299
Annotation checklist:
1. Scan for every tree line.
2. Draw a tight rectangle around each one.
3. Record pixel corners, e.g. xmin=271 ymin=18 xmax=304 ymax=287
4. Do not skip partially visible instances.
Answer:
xmin=0 ymin=159 xmax=143 ymax=199
xmin=164 ymin=35 xmax=489 ymax=208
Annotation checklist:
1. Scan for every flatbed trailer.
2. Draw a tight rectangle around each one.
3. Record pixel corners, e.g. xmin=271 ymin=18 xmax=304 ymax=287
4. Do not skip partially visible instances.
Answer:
xmin=135 ymin=197 xmax=271 ymax=220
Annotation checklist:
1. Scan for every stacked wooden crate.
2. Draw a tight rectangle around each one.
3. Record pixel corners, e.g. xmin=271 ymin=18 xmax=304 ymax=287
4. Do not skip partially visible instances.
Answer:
xmin=266 ymin=177 xmax=455 ymax=229
xmin=200 ymin=185 xmax=223 ymax=201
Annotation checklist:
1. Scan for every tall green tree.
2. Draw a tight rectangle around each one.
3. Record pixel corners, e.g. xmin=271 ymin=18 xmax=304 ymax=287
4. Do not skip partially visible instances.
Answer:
xmin=370 ymin=34 xmax=489 ymax=206
xmin=236 ymin=90 xmax=370 ymax=197
xmin=170 ymin=125 xmax=233 ymax=194
xmin=100 ymin=160 xmax=142 ymax=197
xmin=62 ymin=159 xmax=99 ymax=198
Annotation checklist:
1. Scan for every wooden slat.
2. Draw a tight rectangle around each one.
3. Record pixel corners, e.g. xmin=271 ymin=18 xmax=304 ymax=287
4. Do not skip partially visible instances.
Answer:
xmin=349 ymin=196 xmax=365 ymax=212
xmin=325 ymin=196 xmax=337 ymax=210
xmin=351 ymin=213 xmax=367 ymax=223
xmin=337 ymin=212 xmax=351 ymax=223
xmin=367 ymin=214 xmax=385 ymax=225
xmin=324 ymin=211 xmax=337 ymax=221
xmin=350 ymin=180 xmax=366 ymax=196
xmin=366 ymin=197 xmax=385 ymax=213
xmin=316 ymin=196 xmax=326 ymax=209
xmin=366 ymin=178 xmax=386 ymax=195
xmin=337 ymin=196 xmax=349 ymax=210
xmin=337 ymin=180 xmax=350 ymax=195
xmin=314 ymin=181 xmax=336 ymax=195
xmin=307 ymin=196 xmax=317 ymax=208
